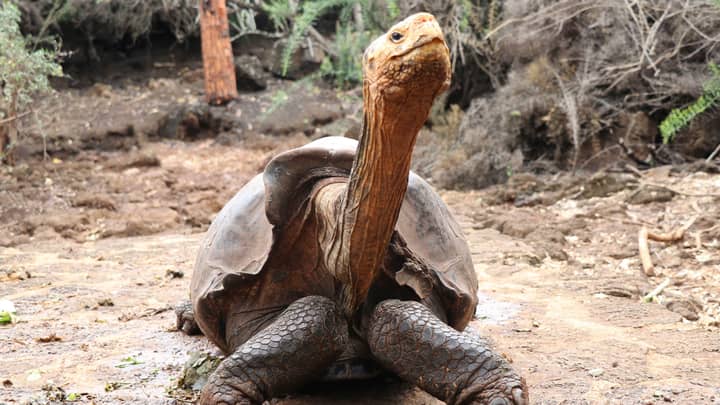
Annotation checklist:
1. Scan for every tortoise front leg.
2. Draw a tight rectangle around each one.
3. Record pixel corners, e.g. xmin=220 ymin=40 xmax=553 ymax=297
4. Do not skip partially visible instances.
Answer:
xmin=198 ymin=296 xmax=348 ymax=405
xmin=175 ymin=300 xmax=202 ymax=335
xmin=367 ymin=299 xmax=528 ymax=405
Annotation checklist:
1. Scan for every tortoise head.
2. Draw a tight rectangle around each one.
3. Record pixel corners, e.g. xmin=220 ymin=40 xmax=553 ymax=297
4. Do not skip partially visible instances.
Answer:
xmin=363 ymin=13 xmax=451 ymax=101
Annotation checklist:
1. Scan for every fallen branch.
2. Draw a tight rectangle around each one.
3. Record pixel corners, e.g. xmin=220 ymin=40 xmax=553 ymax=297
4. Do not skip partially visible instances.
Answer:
xmin=638 ymin=227 xmax=655 ymax=276
xmin=707 ymin=143 xmax=720 ymax=162
xmin=642 ymin=277 xmax=671 ymax=303
xmin=0 ymin=110 xmax=32 ymax=125
xmin=638 ymin=216 xmax=697 ymax=276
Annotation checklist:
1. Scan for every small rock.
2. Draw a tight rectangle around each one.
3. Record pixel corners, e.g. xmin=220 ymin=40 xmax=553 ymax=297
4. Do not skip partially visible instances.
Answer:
xmin=98 ymin=298 xmax=115 ymax=307
xmin=166 ymin=269 xmax=184 ymax=279
xmin=313 ymin=117 xmax=362 ymax=140
xmin=626 ymin=185 xmax=676 ymax=204
xmin=36 ymin=333 xmax=62 ymax=343
xmin=89 ymin=83 xmax=113 ymax=97
xmin=2 ymin=379 xmax=12 ymax=388
xmin=72 ymin=192 xmax=116 ymax=210
xmin=576 ymin=172 xmax=638 ymax=199
xmin=235 ymin=55 xmax=268 ymax=91
xmin=258 ymin=85 xmax=344 ymax=135
xmin=108 ymin=152 xmax=161 ymax=170
xmin=665 ymin=299 xmax=700 ymax=321
xmin=588 ymin=368 xmax=604 ymax=377
xmin=1 ymin=269 xmax=31 ymax=281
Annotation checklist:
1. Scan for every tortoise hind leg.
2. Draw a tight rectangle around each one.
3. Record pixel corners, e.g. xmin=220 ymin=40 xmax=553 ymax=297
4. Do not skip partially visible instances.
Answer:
xmin=198 ymin=295 xmax=348 ymax=405
xmin=367 ymin=299 xmax=528 ymax=405
xmin=175 ymin=300 xmax=202 ymax=335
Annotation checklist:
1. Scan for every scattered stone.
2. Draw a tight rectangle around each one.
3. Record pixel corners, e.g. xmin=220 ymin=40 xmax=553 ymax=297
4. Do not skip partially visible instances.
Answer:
xmin=313 ymin=117 xmax=362 ymax=140
xmin=588 ymin=368 xmax=604 ymax=377
xmin=107 ymin=152 xmax=161 ymax=170
xmin=665 ymin=299 xmax=701 ymax=321
xmin=72 ymin=192 xmax=116 ymax=210
xmin=235 ymin=55 xmax=268 ymax=91
xmin=98 ymin=298 xmax=115 ymax=307
xmin=626 ymin=185 xmax=676 ymax=204
xmin=257 ymin=85 xmax=344 ymax=135
xmin=104 ymin=207 xmax=180 ymax=238
xmin=158 ymin=102 xmax=216 ymax=140
xmin=575 ymin=172 xmax=638 ymax=199
xmin=166 ymin=269 xmax=184 ymax=279
xmin=2 ymin=379 xmax=12 ymax=388
xmin=608 ymin=244 xmax=638 ymax=259
xmin=22 ymin=383 xmax=68 ymax=405
xmin=181 ymin=199 xmax=222 ymax=228
xmin=0 ymin=269 xmax=31 ymax=281
xmin=36 ymin=333 xmax=62 ymax=343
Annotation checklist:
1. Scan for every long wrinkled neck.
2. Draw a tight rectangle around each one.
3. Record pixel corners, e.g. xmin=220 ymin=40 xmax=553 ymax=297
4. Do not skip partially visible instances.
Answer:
xmin=334 ymin=81 xmax=435 ymax=314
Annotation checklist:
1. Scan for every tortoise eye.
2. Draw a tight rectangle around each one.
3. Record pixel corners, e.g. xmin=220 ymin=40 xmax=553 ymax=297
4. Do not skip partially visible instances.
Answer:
xmin=390 ymin=31 xmax=404 ymax=42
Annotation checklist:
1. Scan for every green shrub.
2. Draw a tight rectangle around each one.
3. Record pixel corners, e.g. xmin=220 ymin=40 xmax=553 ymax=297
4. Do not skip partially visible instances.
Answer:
xmin=0 ymin=1 xmax=63 ymax=161
xmin=659 ymin=63 xmax=720 ymax=144
xmin=262 ymin=0 xmax=392 ymax=87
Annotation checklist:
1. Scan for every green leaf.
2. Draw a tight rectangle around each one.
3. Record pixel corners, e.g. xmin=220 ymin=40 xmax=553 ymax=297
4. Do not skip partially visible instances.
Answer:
xmin=116 ymin=356 xmax=143 ymax=368
xmin=0 ymin=311 xmax=13 ymax=324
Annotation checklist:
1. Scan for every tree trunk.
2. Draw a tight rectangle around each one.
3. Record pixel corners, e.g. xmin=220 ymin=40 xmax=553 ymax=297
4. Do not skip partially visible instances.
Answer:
xmin=0 ymin=123 xmax=8 ymax=163
xmin=199 ymin=0 xmax=238 ymax=105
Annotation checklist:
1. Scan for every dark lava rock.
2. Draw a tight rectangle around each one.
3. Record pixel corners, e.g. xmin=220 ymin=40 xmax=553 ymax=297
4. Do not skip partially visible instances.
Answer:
xmin=577 ymin=172 xmax=639 ymax=199
xmin=72 ymin=192 xmax=117 ymax=210
xmin=626 ymin=185 xmax=676 ymax=204
xmin=313 ymin=117 xmax=362 ymax=140
xmin=235 ymin=55 xmax=268 ymax=92
xmin=257 ymin=84 xmax=344 ymax=135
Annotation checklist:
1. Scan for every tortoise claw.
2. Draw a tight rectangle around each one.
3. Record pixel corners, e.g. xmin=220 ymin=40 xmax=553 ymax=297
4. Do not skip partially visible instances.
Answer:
xmin=512 ymin=387 xmax=528 ymax=405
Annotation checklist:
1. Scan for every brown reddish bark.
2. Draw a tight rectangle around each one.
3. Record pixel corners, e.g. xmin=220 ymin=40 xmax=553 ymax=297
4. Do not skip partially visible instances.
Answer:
xmin=199 ymin=0 xmax=237 ymax=105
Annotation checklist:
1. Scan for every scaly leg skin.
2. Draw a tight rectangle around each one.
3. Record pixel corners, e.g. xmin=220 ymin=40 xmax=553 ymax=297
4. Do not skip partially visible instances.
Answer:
xmin=198 ymin=295 xmax=348 ymax=405
xmin=367 ymin=299 xmax=528 ymax=405
xmin=175 ymin=300 xmax=202 ymax=335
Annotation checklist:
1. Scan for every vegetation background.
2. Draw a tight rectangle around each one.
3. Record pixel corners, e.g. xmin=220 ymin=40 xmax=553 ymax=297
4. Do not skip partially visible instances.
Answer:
xmin=1 ymin=0 xmax=719 ymax=187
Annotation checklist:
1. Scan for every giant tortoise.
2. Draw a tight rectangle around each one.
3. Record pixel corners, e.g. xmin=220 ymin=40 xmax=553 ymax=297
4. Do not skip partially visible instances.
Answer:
xmin=176 ymin=12 xmax=528 ymax=405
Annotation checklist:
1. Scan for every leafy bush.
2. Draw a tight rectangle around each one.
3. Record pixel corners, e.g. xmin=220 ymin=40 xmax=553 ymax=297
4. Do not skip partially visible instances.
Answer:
xmin=0 ymin=1 xmax=63 ymax=162
xmin=413 ymin=0 xmax=720 ymax=189
xmin=660 ymin=63 xmax=720 ymax=144
xmin=262 ymin=0 xmax=382 ymax=87
xmin=18 ymin=0 xmax=199 ymax=45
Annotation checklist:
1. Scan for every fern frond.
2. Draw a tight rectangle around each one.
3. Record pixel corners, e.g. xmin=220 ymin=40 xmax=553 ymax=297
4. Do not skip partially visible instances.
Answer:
xmin=659 ymin=62 xmax=720 ymax=143
xmin=281 ymin=0 xmax=348 ymax=76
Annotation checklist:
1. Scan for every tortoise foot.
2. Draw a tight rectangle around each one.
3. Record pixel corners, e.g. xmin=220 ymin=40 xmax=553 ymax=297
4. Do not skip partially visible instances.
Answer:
xmin=367 ymin=299 xmax=528 ymax=405
xmin=198 ymin=296 xmax=348 ymax=405
xmin=175 ymin=300 xmax=202 ymax=335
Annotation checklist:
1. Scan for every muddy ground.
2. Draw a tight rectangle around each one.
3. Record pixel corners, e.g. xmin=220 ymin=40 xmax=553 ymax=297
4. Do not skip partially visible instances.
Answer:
xmin=1 ymin=64 xmax=720 ymax=405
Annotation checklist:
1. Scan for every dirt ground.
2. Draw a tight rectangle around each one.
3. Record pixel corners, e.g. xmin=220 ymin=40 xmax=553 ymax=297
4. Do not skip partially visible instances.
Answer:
xmin=1 ymin=66 xmax=720 ymax=404
xmin=1 ymin=137 xmax=719 ymax=404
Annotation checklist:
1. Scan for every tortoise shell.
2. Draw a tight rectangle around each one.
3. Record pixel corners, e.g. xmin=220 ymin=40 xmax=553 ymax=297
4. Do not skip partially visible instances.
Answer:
xmin=190 ymin=136 xmax=478 ymax=353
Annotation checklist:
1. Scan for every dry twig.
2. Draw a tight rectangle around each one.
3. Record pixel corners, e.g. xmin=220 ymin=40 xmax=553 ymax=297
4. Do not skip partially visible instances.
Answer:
xmin=638 ymin=227 xmax=655 ymax=276
xmin=638 ymin=216 xmax=697 ymax=276
xmin=642 ymin=277 xmax=671 ymax=302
